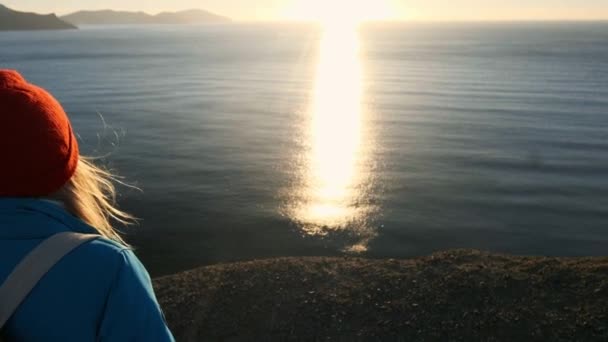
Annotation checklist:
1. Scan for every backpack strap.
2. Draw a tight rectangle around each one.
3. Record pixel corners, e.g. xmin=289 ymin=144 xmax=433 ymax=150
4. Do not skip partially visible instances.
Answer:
xmin=0 ymin=232 xmax=99 ymax=330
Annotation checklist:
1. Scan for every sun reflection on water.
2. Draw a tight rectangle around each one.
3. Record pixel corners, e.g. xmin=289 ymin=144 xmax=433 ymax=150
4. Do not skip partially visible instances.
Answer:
xmin=288 ymin=23 xmax=376 ymax=248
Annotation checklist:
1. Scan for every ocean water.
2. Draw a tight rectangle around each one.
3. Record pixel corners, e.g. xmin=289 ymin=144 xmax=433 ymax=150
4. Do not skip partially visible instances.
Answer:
xmin=1 ymin=22 xmax=607 ymax=276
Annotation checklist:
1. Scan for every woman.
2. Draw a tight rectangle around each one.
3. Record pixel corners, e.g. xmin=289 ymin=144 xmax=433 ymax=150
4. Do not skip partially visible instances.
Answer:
xmin=0 ymin=70 xmax=174 ymax=341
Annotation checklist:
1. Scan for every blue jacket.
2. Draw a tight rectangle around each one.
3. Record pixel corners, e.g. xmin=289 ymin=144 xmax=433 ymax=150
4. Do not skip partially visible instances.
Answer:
xmin=0 ymin=198 xmax=175 ymax=341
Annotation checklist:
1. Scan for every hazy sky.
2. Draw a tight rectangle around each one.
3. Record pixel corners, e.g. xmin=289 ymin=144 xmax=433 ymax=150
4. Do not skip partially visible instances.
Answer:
xmin=4 ymin=0 xmax=608 ymax=21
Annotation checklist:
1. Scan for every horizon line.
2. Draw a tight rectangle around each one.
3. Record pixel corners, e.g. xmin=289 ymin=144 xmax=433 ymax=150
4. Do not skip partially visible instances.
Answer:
xmin=3 ymin=4 xmax=608 ymax=23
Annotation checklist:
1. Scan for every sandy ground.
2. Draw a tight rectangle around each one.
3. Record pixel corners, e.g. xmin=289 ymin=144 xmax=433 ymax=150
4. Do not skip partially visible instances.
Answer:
xmin=154 ymin=250 xmax=608 ymax=341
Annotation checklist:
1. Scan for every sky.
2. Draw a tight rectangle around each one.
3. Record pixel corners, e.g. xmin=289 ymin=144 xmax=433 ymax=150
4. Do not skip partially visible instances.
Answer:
xmin=4 ymin=0 xmax=608 ymax=21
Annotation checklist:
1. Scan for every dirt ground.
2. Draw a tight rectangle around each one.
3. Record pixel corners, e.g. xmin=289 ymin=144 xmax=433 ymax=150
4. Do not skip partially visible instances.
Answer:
xmin=154 ymin=250 xmax=608 ymax=341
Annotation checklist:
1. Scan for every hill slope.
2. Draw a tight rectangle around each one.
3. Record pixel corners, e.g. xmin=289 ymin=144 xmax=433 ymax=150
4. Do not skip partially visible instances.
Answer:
xmin=0 ymin=4 xmax=76 ymax=31
xmin=61 ymin=9 xmax=230 ymax=25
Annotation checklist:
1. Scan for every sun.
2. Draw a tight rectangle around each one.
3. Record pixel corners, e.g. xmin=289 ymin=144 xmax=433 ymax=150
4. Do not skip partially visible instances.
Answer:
xmin=282 ymin=0 xmax=397 ymax=27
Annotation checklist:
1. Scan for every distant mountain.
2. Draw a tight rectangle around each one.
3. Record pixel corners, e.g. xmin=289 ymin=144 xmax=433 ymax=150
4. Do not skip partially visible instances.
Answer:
xmin=153 ymin=10 xmax=231 ymax=24
xmin=0 ymin=4 xmax=76 ymax=31
xmin=60 ymin=10 xmax=152 ymax=25
xmin=61 ymin=9 xmax=230 ymax=26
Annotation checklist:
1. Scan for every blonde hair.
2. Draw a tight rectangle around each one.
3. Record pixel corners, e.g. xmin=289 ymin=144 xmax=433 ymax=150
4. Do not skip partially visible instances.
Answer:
xmin=51 ymin=158 xmax=136 ymax=246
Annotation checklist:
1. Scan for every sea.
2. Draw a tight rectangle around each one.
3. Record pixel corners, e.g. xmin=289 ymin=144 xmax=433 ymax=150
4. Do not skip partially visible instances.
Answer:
xmin=1 ymin=22 xmax=607 ymax=276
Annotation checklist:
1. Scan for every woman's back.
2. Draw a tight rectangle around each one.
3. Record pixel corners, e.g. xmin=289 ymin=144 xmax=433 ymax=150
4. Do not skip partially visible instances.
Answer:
xmin=0 ymin=199 xmax=173 ymax=341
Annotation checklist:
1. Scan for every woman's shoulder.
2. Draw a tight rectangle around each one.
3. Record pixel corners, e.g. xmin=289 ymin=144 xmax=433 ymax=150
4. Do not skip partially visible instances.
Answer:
xmin=86 ymin=236 xmax=130 ymax=253
xmin=71 ymin=237 xmax=157 ymax=306
xmin=75 ymin=237 xmax=140 ymax=271
xmin=60 ymin=236 xmax=147 ymax=286
xmin=42 ymin=235 xmax=153 ymax=306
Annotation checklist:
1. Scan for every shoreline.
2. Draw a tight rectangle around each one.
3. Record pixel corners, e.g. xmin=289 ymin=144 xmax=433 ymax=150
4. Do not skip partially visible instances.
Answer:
xmin=154 ymin=250 xmax=608 ymax=341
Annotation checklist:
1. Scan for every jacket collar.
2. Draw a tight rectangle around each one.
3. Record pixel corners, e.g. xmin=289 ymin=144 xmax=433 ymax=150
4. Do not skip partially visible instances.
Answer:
xmin=0 ymin=198 xmax=97 ymax=239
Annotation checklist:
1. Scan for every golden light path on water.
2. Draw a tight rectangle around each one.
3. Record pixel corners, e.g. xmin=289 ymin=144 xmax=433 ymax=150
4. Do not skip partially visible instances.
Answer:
xmin=290 ymin=23 xmax=375 ymax=251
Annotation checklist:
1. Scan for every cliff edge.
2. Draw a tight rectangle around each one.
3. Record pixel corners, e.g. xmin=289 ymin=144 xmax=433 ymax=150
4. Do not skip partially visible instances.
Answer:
xmin=154 ymin=250 xmax=608 ymax=341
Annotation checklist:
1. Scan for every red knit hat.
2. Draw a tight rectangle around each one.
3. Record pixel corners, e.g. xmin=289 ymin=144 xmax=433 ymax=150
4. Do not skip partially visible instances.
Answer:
xmin=0 ymin=70 xmax=79 ymax=197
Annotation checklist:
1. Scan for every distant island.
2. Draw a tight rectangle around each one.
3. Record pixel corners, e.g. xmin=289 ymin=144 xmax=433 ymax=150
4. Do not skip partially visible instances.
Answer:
xmin=0 ymin=4 xmax=76 ymax=31
xmin=61 ymin=9 xmax=230 ymax=26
